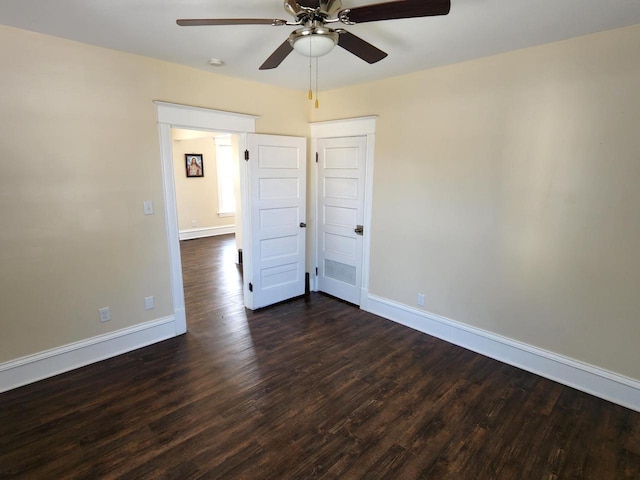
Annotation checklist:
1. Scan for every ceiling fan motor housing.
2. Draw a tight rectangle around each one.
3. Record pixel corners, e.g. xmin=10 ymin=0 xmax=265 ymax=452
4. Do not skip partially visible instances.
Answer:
xmin=289 ymin=25 xmax=339 ymax=57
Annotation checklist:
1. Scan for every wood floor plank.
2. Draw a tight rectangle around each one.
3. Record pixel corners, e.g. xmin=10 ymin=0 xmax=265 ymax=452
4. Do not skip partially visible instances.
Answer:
xmin=1 ymin=234 xmax=639 ymax=479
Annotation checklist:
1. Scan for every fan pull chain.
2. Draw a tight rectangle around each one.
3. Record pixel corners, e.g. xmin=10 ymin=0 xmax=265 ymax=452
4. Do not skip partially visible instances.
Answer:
xmin=315 ymin=57 xmax=319 ymax=109
xmin=308 ymin=43 xmax=313 ymax=100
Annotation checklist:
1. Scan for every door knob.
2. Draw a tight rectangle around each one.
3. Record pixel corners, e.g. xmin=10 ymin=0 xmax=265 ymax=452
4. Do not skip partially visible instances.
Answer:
xmin=355 ymin=225 xmax=364 ymax=235
xmin=300 ymin=222 xmax=307 ymax=228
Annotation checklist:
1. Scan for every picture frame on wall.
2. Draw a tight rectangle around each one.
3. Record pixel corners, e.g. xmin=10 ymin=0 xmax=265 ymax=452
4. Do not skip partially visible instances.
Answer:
xmin=185 ymin=154 xmax=204 ymax=177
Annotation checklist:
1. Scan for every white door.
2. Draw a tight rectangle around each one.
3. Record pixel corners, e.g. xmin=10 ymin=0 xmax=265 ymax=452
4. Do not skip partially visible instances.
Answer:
xmin=317 ymin=136 xmax=367 ymax=305
xmin=247 ymin=133 xmax=307 ymax=309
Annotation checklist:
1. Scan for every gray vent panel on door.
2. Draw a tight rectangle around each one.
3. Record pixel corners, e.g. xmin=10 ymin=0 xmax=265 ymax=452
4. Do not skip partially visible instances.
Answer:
xmin=325 ymin=259 xmax=356 ymax=286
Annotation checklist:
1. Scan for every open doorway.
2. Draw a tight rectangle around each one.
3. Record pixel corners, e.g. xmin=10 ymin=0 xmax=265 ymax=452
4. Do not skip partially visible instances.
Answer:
xmin=179 ymin=234 xmax=244 ymax=332
xmin=156 ymin=102 xmax=308 ymax=330
xmin=171 ymin=129 xmax=243 ymax=257
xmin=170 ymin=128 xmax=244 ymax=318
xmin=155 ymin=101 xmax=258 ymax=334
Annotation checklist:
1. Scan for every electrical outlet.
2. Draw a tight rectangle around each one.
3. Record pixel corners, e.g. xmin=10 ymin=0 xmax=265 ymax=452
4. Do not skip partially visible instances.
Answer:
xmin=99 ymin=307 xmax=111 ymax=322
xmin=144 ymin=296 xmax=155 ymax=310
xmin=143 ymin=200 xmax=154 ymax=215
xmin=191 ymin=220 xmax=197 ymax=227
xmin=417 ymin=293 xmax=425 ymax=307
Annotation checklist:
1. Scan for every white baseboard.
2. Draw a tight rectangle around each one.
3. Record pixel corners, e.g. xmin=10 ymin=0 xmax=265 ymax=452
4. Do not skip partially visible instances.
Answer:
xmin=0 ymin=316 xmax=177 ymax=393
xmin=363 ymin=293 xmax=640 ymax=412
xmin=179 ymin=225 xmax=235 ymax=241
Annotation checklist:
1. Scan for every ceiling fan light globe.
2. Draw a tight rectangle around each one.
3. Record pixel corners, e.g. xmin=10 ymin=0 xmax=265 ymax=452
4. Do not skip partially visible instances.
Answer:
xmin=293 ymin=35 xmax=336 ymax=57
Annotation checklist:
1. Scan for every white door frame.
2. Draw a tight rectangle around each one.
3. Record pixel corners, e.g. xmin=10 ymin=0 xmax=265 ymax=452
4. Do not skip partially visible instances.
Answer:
xmin=309 ymin=116 xmax=377 ymax=309
xmin=154 ymin=101 xmax=258 ymax=333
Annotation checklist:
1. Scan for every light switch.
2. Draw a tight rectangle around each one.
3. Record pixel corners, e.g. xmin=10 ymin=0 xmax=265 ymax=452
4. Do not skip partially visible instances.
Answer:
xmin=144 ymin=296 xmax=155 ymax=310
xmin=143 ymin=201 xmax=154 ymax=215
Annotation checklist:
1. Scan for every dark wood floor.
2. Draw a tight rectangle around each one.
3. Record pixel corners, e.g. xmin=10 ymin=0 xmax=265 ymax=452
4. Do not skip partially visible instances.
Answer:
xmin=1 ymin=235 xmax=639 ymax=479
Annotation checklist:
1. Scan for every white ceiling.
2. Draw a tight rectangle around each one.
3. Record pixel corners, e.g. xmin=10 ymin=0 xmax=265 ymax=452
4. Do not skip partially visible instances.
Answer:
xmin=2 ymin=0 xmax=640 ymax=91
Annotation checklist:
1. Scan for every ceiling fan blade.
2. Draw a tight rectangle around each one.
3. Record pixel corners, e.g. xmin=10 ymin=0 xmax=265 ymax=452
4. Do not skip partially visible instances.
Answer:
xmin=177 ymin=18 xmax=287 ymax=27
xmin=259 ymin=40 xmax=294 ymax=70
xmin=337 ymin=31 xmax=387 ymax=64
xmin=339 ymin=0 xmax=450 ymax=24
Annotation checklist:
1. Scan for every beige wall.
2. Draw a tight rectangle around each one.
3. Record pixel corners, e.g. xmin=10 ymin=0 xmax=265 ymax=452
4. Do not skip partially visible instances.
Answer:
xmin=0 ymin=25 xmax=306 ymax=363
xmin=172 ymin=136 xmax=234 ymax=231
xmin=311 ymin=24 xmax=640 ymax=380
xmin=2 ymin=19 xmax=639 ymax=386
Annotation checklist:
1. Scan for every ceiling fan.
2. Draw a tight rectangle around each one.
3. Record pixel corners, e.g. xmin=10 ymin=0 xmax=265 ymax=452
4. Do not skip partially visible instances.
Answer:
xmin=177 ymin=0 xmax=451 ymax=70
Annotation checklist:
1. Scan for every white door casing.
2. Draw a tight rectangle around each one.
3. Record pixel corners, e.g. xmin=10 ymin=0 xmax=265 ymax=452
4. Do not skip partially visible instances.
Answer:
xmin=155 ymin=102 xmax=258 ymax=333
xmin=246 ymin=133 xmax=307 ymax=309
xmin=156 ymin=102 xmax=306 ymax=316
xmin=310 ymin=116 xmax=377 ymax=308
xmin=317 ymin=136 xmax=367 ymax=305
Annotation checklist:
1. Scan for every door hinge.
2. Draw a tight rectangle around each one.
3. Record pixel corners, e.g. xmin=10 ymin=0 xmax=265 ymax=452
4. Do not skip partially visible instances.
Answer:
xmin=244 ymin=150 xmax=249 ymax=161
xmin=248 ymin=282 xmax=253 ymax=292
xmin=315 ymin=152 xmax=318 ymax=163
xmin=315 ymin=267 xmax=318 ymax=276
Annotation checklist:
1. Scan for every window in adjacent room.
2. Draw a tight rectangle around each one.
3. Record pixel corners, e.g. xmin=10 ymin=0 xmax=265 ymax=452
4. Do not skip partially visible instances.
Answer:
xmin=214 ymin=135 xmax=235 ymax=217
